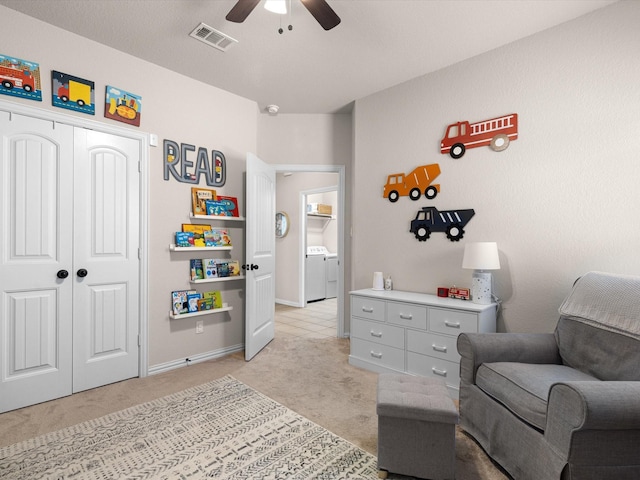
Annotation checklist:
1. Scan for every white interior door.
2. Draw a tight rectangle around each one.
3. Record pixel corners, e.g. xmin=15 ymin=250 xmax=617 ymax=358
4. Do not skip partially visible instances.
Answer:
xmin=72 ymin=129 xmax=140 ymax=392
xmin=0 ymin=112 xmax=74 ymax=412
xmin=245 ymin=153 xmax=275 ymax=360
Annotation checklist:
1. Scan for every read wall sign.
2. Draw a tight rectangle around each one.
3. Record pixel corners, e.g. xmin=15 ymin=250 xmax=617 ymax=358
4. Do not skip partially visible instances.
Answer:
xmin=163 ymin=139 xmax=226 ymax=187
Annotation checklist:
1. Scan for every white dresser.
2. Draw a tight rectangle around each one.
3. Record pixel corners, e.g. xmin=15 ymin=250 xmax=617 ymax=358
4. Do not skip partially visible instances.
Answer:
xmin=349 ymin=289 xmax=497 ymax=398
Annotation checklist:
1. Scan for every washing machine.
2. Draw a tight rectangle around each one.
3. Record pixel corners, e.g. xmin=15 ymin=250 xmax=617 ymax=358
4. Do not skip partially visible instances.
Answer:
xmin=306 ymin=246 xmax=327 ymax=302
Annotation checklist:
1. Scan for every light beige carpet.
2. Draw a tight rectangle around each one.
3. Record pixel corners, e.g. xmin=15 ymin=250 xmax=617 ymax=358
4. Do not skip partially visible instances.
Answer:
xmin=0 ymin=335 xmax=509 ymax=479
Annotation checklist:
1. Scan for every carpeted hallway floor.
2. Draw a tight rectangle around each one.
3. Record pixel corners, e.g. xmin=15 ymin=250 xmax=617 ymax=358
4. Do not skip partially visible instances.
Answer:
xmin=0 ymin=300 xmax=509 ymax=479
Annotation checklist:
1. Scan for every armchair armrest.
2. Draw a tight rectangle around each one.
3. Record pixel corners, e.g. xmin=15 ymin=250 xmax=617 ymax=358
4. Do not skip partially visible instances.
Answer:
xmin=546 ymin=381 xmax=640 ymax=457
xmin=457 ymin=333 xmax=561 ymax=384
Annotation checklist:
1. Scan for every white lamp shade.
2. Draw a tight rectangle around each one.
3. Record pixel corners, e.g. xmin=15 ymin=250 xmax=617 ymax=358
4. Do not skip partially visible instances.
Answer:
xmin=462 ymin=242 xmax=500 ymax=270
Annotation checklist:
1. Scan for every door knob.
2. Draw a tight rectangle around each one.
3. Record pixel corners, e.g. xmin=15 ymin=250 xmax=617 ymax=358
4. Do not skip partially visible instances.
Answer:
xmin=77 ymin=268 xmax=88 ymax=278
xmin=251 ymin=264 xmax=259 ymax=270
xmin=57 ymin=269 xmax=69 ymax=279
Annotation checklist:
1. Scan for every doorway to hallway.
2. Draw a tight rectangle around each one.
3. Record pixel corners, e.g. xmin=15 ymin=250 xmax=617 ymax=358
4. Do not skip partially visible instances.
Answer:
xmin=273 ymin=165 xmax=345 ymax=338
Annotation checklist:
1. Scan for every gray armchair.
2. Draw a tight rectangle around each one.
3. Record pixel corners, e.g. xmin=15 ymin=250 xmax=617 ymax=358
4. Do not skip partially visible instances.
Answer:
xmin=457 ymin=271 xmax=640 ymax=480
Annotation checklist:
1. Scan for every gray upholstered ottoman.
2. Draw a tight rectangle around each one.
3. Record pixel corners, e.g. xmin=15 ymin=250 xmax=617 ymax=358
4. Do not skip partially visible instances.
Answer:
xmin=377 ymin=374 xmax=458 ymax=480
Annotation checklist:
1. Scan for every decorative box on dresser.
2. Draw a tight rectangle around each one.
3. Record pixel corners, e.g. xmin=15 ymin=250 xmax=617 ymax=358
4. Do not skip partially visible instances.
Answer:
xmin=349 ymin=289 xmax=497 ymax=399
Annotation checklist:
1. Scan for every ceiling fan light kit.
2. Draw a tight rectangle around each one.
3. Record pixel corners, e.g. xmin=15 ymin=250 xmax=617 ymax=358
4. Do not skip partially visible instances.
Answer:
xmin=264 ymin=0 xmax=287 ymax=15
xmin=226 ymin=0 xmax=341 ymax=31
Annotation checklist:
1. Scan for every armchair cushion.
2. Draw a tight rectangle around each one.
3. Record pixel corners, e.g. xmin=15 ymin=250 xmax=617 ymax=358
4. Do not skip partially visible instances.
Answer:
xmin=476 ymin=362 xmax=597 ymax=430
xmin=555 ymin=316 xmax=640 ymax=381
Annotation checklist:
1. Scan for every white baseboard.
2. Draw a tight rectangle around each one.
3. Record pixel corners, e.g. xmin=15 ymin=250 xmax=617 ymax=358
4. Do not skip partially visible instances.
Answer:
xmin=275 ymin=298 xmax=302 ymax=307
xmin=148 ymin=344 xmax=244 ymax=376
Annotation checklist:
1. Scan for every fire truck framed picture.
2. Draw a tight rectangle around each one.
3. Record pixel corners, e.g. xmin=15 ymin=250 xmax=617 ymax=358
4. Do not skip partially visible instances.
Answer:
xmin=51 ymin=70 xmax=95 ymax=115
xmin=105 ymin=85 xmax=142 ymax=127
xmin=0 ymin=54 xmax=42 ymax=102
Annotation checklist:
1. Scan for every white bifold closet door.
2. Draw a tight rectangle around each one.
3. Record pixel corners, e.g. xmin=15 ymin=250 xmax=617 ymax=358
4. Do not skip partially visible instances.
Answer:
xmin=0 ymin=111 xmax=140 ymax=413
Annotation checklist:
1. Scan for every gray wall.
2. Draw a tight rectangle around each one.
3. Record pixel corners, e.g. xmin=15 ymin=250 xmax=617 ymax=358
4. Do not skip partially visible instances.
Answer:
xmin=352 ymin=1 xmax=640 ymax=333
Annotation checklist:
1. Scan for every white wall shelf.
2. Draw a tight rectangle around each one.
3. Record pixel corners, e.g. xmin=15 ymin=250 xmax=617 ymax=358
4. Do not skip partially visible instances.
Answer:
xmin=190 ymin=213 xmax=245 ymax=222
xmin=169 ymin=244 xmax=233 ymax=252
xmin=190 ymin=276 xmax=245 ymax=284
xmin=169 ymin=306 xmax=233 ymax=320
xmin=307 ymin=213 xmax=335 ymax=219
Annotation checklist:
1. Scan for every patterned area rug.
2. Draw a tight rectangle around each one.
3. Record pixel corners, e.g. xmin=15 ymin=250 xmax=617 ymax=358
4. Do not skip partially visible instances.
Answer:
xmin=0 ymin=375 xmax=379 ymax=479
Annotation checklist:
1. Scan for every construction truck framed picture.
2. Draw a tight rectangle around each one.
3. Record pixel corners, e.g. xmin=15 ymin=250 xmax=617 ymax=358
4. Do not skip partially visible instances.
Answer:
xmin=105 ymin=85 xmax=142 ymax=127
xmin=0 ymin=54 xmax=42 ymax=102
xmin=51 ymin=71 xmax=95 ymax=115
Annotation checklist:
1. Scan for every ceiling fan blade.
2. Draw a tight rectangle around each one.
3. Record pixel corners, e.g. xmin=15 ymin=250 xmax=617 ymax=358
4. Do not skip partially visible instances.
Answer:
xmin=226 ymin=0 xmax=261 ymax=23
xmin=300 ymin=0 xmax=341 ymax=30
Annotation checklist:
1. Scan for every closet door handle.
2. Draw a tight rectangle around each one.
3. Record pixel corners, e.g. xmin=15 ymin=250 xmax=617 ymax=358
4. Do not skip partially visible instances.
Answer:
xmin=57 ymin=269 xmax=69 ymax=279
xmin=77 ymin=268 xmax=88 ymax=278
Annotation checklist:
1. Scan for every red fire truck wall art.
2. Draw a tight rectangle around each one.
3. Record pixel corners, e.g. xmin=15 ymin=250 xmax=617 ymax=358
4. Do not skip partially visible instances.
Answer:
xmin=441 ymin=113 xmax=518 ymax=158
xmin=0 ymin=54 xmax=42 ymax=102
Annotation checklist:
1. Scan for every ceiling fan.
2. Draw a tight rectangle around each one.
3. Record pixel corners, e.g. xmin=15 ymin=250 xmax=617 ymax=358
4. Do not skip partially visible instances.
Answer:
xmin=226 ymin=0 xmax=341 ymax=31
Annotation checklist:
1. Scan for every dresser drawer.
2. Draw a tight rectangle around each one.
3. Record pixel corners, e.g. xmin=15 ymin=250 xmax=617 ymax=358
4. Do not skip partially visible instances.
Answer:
xmin=429 ymin=307 xmax=478 ymax=335
xmin=406 ymin=330 xmax=460 ymax=363
xmin=351 ymin=295 xmax=385 ymax=322
xmin=407 ymin=352 xmax=460 ymax=388
xmin=350 ymin=338 xmax=405 ymax=371
xmin=351 ymin=317 xmax=405 ymax=349
xmin=387 ymin=301 xmax=427 ymax=330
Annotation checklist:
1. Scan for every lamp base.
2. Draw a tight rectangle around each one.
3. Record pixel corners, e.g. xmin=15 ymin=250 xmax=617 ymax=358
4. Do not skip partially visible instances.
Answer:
xmin=471 ymin=271 xmax=492 ymax=304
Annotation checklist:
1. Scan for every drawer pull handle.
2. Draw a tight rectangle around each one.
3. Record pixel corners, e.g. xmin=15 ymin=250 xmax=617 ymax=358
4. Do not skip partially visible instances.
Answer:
xmin=362 ymin=307 xmax=374 ymax=313
xmin=432 ymin=344 xmax=447 ymax=353
xmin=444 ymin=320 xmax=461 ymax=328
xmin=370 ymin=331 xmax=383 ymax=338
xmin=432 ymin=367 xmax=447 ymax=377
xmin=399 ymin=313 xmax=413 ymax=320
xmin=370 ymin=351 xmax=383 ymax=359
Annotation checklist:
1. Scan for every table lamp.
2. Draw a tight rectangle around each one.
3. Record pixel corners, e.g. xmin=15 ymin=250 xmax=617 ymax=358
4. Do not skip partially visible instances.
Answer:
xmin=462 ymin=242 xmax=500 ymax=304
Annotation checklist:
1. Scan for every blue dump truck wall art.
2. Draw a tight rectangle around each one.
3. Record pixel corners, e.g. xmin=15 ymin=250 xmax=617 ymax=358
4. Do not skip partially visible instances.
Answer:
xmin=410 ymin=206 xmax=475 ymax=242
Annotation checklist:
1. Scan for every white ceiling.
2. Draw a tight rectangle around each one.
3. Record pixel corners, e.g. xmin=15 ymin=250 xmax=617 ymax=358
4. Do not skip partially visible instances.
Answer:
xmin=0 ymin=0 xmax=617 ymax=114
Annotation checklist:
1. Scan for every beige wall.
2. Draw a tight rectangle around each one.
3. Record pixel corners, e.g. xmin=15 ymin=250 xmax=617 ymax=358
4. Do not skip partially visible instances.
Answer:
xmin=3 ymin=0 xmax=638 ymax=371
xmin=1 ymin=7 xmax=257 ymax=369
xmin=258 ymin=114 xmax=353 ymax=310
xmin=352 ymin=1 xmax=640 ymax=333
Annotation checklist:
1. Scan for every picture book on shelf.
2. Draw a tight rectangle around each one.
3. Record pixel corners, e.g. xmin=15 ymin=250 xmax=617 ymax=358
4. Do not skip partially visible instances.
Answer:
xmin=175 ymin=232 xmax=194 ymax=247
xmin=191 ymin=187 xmax=217 ymax=216
xmin=204 ymin=195 xmax=239 ymax=217
xmin=190 ymin=259 xmax=204 ymax=281
xmin=187 ymin=293 xmax=201 ymax=313
xmin=203 ymin=229 xmax=232 ymax=247
xmin=172 ymin=289 xmax=197 ymax=315
xmin=227 ymin=260 xmax=241 ymax=276
xmin=198 ymin=297 xmax=213 ymax=310
xmin=216 ymin=261 xmax=230 ymax=277
xmin=203 ymin=258 xmax=218 ymax=278
xmin=205 ymin=200 xmax=231 ymax=217
xmin=182 ymin=224 xmax=212 ymax=247
xmin=203 ymin=290 xmax=223 ymax=309
xmin=217 ymin=195 xmax=239 ymax=217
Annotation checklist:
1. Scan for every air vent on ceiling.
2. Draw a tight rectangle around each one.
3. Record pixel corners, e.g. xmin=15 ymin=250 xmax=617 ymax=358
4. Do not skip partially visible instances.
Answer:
xmin=189 ymin=23 xmax=238 ymax=52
